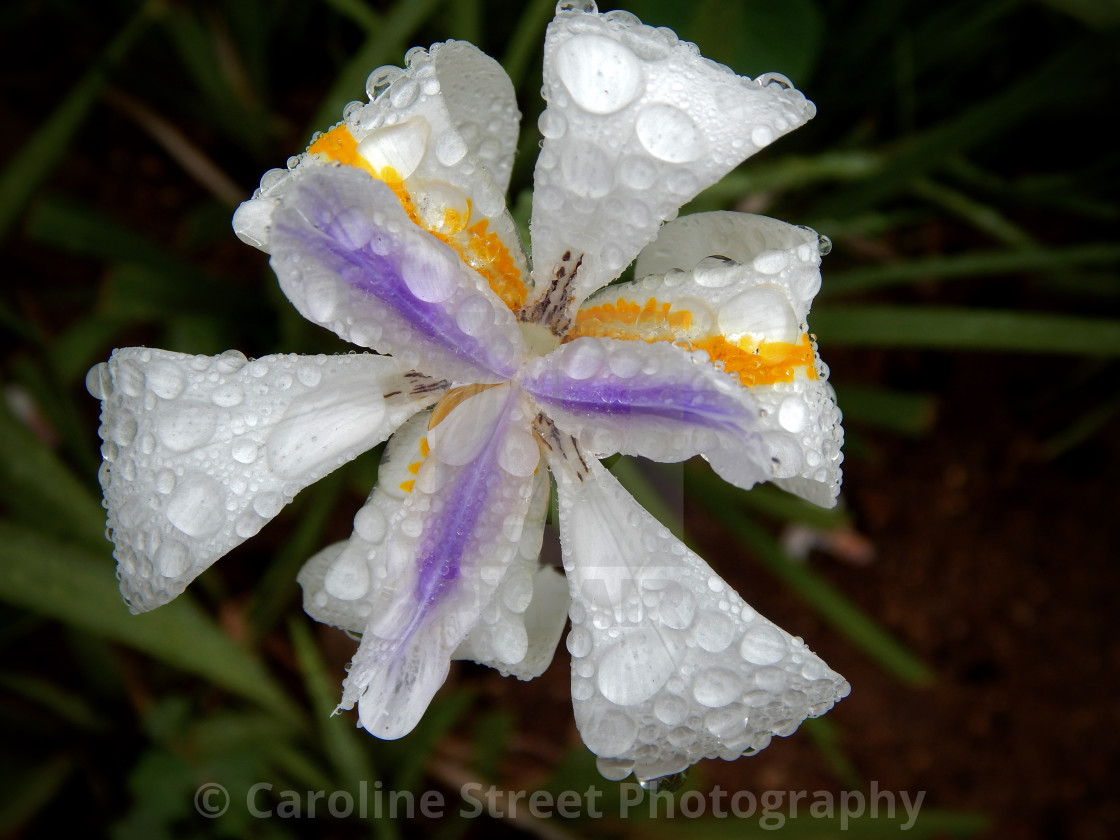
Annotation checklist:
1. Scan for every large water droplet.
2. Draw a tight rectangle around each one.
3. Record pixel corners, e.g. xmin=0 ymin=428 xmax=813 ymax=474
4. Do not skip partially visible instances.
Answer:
xmin=556 ymin=0 xmax=598 ymax=14
xmin=356 ymin=117 xmax=431 ymax=180
xmin=324 ymin=550 xmax=370 ymax=600
xmin=145 ymin=362 xmax=186 ymax=400
xmin=717 ymin=286 xmax=799 ymax=345
xmin=154 ymin=539 xmax=191 ymax=578
xmin=555 ymin=34 xmax=643 ymax=115
xmin=635 ymin=103 xmax=706 ymax=163
xmin=692 ymin=667 xmax=744 ymax=707
xmin=739 ymin=623 xmax=790 ymax=665
xmin=353 ymin=504 xmax=387 ymax=544
xmin=365 ymin=66 xmax=403 ymax=100
xmin=166 ymin=474 xmax=224 ymax=538
xmin=597 ymin=628 xmax=675 ymax=706
xmin=157 ymin=403 xmax=217 ymax=453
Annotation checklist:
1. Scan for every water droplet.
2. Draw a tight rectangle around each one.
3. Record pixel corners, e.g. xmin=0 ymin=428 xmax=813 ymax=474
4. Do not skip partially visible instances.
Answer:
xmin=566 ymin=626 xmax=593 ymax=658
xmin=454 ymin=296 xmax=493 ymax=337
xmin=561 ymin=340 xmax=605 ymax=380
xmin=356 ymin=117 xmax=431 ymax=181
xmin=560 ymin=139 xmax=613 ymax=198
xmin=598 ymin=628 xmax=675 ymax=706
xmin=389 ymin=78 xmax=420 ymax=109
xmin=144 ymin=362 xmax=186 ymax=400
xmin=581 ymin=709 xmax=637 ymax=756
xmin=693 ymin=611 xmax=735 ymax=653
xmin=752 ymin=249 xmax=788 ymax=275
xmin=537 ymin=109 xmax=566 ymax=140
xmin=740 ymin=623 xmax=790 ymax=665
xmin=155 ymin=469 xmax=176 ymax=494
xmin=353 ymin=504 xmax=387 ymax=543
xmin=755 ymin=72 xmax=793 ymax=90
xmin=211 ymin=384 xmax=243 ymax=408
xmin=365 ymin=66 xmax=404 ymax=100
xmin=157 ymin=403 xmax=218 ymax=452
xmin=717 ymin=285 xmax=799 ymax=345
xmin=434 ymin=131 xmax=468 ymax=166
xmin=85 ymin=363 xmax=109 ymax=399
xmin=692 ymin=667 xmax=744 ymax=707
xmin=640 ymin=770 xmax=687 ymax=793
xmin=556 ymin=0 xmax=597 ymax=14
xmin=116 ymin=360 xmax=145 ymax=397
xmin=604 ymin=9 xmax=641 ymax=27
xmin=636 ymin=103 xmax=706 ymax=163
xmin=401 ymin=242 xmax=458 ymax=303
xmin=498 ymin=430 xmax=540 ymax=477
xmin=596 ymin=757 xmax=635 ymax=781
xmin=154 ymin=539 xmax=191 ymax=578
xmin=252 ymin=492 xmax=284 ymax=519
xmin=413 ymin=180 xmax=470 ymax=234
xmin=215 ymin=350 xmax=248 ymax=374
xmin=817 ymin=233 xmax=833 ymax=256
xmin=777 ymin=396 xmax=808 ymax=434
xmin=555 ymin=34 xmax=643 ymax=115
xmin=166 ymin=474 xmax=224 ymax=538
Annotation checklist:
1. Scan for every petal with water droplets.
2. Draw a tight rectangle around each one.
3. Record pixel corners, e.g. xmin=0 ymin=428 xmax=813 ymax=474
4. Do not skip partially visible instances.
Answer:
xmin=90 ymin=348 xmax=440 ymax=613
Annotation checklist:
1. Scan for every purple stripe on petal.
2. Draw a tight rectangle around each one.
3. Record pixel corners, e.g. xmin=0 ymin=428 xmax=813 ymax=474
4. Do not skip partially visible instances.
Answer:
xmin=524 ymin=372 xmax=749 ymax=434
xmin=271 ymin=166 xmax=523 ymax=381
xmin=523 ymin=338 xmax=760 ymax=463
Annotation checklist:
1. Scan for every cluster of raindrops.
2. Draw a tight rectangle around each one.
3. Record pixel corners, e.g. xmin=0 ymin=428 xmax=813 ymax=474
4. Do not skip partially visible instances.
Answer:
xmin=87 ymin=348 xmax=431 ymax=612
xmin=551 ymin=454 xmax=849 ymax=784
xmin=529 ymin=4 xmax=817 ymax=301
xmin=233 ymin=38 xmax=523 ymax=263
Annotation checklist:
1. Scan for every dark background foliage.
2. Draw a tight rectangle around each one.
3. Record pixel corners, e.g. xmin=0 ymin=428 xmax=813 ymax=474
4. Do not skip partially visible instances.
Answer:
xmin=2 ymin=0 xmax=1118 ymax=837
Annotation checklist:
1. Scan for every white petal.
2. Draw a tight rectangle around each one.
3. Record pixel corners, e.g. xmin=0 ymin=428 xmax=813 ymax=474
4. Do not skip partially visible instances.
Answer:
xmin=547 ymin=444 xmax=849 ymax=783
xmin=89 ymin=348 xmax=439 ymax=613
xmin=453 ymin=468 xmax=568 ymax=679
xmin=528 ymin=9 xmax=816 ymax=314
xmin=571 ymin=213 xmax=843 ymax=505
xmin=329 ymin=385 xmax=543 ymax=738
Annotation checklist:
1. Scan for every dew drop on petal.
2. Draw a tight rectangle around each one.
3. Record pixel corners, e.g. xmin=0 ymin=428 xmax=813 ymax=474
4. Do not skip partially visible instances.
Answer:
xmin=596 ymin=757 xmax=636 ymax=781
xmin=597 ymin=628 xmax=675 ymax=706
xmin=654 ymin=693 xmax=689 ymax=726
xmin=693 ymin=610 xmax=735 ymax=653
xmin=434 ymin=130 xmax=468 ymax=167
xmin=581 ymin=709 xmax=638 ymax=756
xmin=157 ymin=404 xmax=217 ymax=452
xmin=717 ymin=286 xmax=799 ymax=344
xmin=401 ymin=247 xmax=458 ymax=303
xmin=692 ymin=667 xmax=744 ymax=708
xmin=252 ymin=491 xmax=284 ymax=519
xmin=567 ymin=626 xmax=593 ymax=658
xmin=777 ymin=396 xmax=808 ymax=434
xmin=153 ymin=539 xmax=191 ymax=578
xmin=85 ymin=363 xmax=109 ymax=399
xmin=739 ymin=623 xmax=790 ymax=666
xmin=353 ymin=504 xmax=387 ymax=544
xmin=555 ymin=34 xmax=643 ymax=115
xmin=562 ymin=340 xmax=605 ymax=379
xmin=635 ymin=103 xmax=706 ymax=163
xmin=166 ymin=474 xmax=224 ymax=538
xmin=324 ymin=551 xmax=371 ymax=600
xmin=498 ymin=429 xmax=540 ymax=477
xmin=144 ymin=362 xmax=186 ymax=399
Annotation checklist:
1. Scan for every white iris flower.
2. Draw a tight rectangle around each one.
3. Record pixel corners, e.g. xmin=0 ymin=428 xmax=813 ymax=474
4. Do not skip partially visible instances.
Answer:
xmin=88 ymin=2 xmax=848 ymax=784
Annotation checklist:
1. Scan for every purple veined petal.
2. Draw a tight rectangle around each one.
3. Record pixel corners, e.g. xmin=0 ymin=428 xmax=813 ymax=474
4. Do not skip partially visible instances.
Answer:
xmin=453 ymin=467 xmax=569 ymax=680
xmin=523 ymin=337 xmax=769 ymax=472
xmin=571 ymin=212 xmax=844 ymax=506
xmin=237 ymin=40 xmax=532 ymax=313
xmin=526 ymin=7 xmax=817 ymax=328
xmin=326 ymin=383 xmax=544 ymax=739
xmin=269 ymin=164 xmax=526 ymax=383
xmin=545 ymin=441 xmax=849 ymax=784
xmin=86 ymin=347 xmax=441 ymax=613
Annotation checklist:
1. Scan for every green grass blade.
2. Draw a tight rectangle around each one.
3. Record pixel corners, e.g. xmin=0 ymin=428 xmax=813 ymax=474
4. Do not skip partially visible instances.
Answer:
xmin=499 ymin=0 xmax=556 ymax=87
xmin=821 ymin=244 xmax=1120 ymax=297
xmin=306 ymin=0 xmax=444 ymax=142
xmin=0 ymin=401 xmax=106 ymax=552
xmin=0 ymin=757 xmax=72 ymax=837
xmin=0 ymin=523 xmax=301 ymax=723
xmin=812 ymin=306 xmax=1120 ymax=355
xmin=0 ymin=3 xmax=158 ymax=240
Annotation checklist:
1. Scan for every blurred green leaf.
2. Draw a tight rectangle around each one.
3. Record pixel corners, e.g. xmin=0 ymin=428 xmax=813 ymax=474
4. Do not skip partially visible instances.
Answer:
xmin=306 ymin=0 xmax=444 ymax=141
xmin=813 ymin=306 xmax=1120 ymax=355
xmin=0 ymin=523 xmax=301 ymax=723
xmin=822 ymin=244 xmax=1120 ymax=296
xmin=0 ymin=2 xmax=158 ymax=240
xmin=832 ymin=385 xmax=937 ymax=437
xmin=0 ymin=400 xmax=105 ymax=552
xmin=0 ymin=756 xmax=72 ymax=837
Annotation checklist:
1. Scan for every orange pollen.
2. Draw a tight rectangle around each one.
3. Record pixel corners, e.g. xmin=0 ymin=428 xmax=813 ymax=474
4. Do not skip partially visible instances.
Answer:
xmin=305 ymin=123 xmax=526 ymax=311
